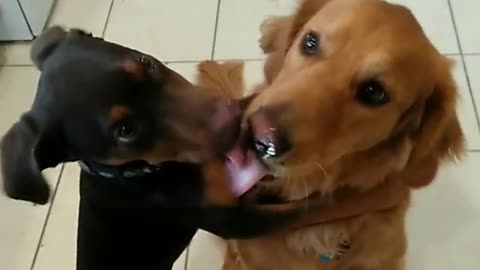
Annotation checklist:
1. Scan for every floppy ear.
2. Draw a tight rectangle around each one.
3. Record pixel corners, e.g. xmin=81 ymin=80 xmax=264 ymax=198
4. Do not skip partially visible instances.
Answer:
xmin=402 ymin=60 xmax=465 ymax=188
xmin=1 ymin=115 xmax=66 ymax=204
xmin=31 ymin=26 xmax=67 ymax=69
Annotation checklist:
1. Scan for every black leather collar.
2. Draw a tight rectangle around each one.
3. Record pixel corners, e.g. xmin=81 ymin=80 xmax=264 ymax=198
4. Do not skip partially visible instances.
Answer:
xmin=78 ymin=160 xmax=164 ymax=179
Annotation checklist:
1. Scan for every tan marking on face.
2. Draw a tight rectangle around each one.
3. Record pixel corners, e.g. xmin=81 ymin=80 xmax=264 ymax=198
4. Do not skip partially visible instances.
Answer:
xmin=121 ymin=59 xmax=144 ymax=79
xmin=109 ymin=105 xmax=131 ymax=122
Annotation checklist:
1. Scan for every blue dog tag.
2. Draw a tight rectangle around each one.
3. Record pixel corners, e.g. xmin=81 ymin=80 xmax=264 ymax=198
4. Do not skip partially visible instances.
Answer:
xmin=319 ymin=254 xmax=334 ymax=263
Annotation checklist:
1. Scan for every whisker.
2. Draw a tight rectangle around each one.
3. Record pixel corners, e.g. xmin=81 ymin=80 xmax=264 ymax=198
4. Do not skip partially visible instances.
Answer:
xmin=302 ymin=179 xmax=310 ymax=211
xmin=314 ymin=161 xmax=329 ymax=177
xmin=284 ymin=176 xmax=293 ymax=190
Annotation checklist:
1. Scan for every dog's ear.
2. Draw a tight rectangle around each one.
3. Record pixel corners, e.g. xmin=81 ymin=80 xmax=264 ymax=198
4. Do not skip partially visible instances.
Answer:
xmin=1 ymin=115 xmax=66 ymax=204
xmin=31 ymin=26 xmax=67 ymax=69
xmin=402 ymin=58 xmax=465 ymax=188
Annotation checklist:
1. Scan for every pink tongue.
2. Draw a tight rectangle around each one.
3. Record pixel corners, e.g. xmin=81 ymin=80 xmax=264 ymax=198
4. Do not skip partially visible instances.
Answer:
xmin=225 ymin=144 xmax=268 ymax=197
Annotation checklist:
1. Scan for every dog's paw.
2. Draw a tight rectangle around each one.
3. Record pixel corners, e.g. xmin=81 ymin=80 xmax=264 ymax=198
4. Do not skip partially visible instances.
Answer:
xmin=259 ymin=16 xmax=285 ymax=53
xmin=334 ymin=239 xmax=352 ymax=259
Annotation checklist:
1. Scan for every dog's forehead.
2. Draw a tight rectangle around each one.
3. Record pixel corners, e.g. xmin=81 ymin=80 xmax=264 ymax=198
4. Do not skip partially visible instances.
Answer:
xmin=44 ymin=38 xmax=140 ymax=89
xmin=71 ymin=31 xmax=139 ymax=55
xmin=305 ymin=0 xmax=436 ymax=74
xmin=32 ymin=39 xmax=148 ymax=120
xmin=307 ymin=0 xmax=427 ymax=46
xmin=56 ymin=37 xmax=135 ymax=68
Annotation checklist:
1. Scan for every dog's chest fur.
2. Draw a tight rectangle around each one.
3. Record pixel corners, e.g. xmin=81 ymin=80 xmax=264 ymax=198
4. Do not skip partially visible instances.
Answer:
xmin=224 ymin=201 xmax=409 ymax=270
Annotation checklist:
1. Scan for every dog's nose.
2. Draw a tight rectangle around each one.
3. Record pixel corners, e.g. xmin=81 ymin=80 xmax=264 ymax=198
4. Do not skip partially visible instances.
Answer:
xmin=248 ymin=107 xmax=291 ymax=159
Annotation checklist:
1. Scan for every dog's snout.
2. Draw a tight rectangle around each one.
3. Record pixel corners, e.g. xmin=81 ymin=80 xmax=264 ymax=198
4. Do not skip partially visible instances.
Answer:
xmin=208 ymin=98 xmax=243 ymax=157
xmin=248 ymin=107 xmax=291 ymax=159
xmin=211 ymin=99 xmax=241 ymax=132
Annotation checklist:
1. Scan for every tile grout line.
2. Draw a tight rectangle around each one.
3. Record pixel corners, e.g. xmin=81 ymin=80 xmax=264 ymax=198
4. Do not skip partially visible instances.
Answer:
xmin=16 ymin=0 xmax=35 ymax=37
xmin=1 ymin=58 xmax=265 ymax=68
xmin=461 ymin=53 xmax=480 ymax=56
xmin=445 ymin=52 xmax=480 ymax=56
xmin=210 ymin=0 xmax=222 ymax=59
xmin=165 ymin=58 xmax=264 ymax=65
xmin=165 ymin=60 xmax=206 ymax=65
xmin=29 ymin=164 xmax=66 ymax=270
xmin=0 ymin=64 xmax=36 ymax=67
xmin=447 ymin=0 xmax=480 ymax=131
xmin=43 ymin=0 xmax=59 ymax=30
xmin=215 ymin=58 xmax=264 ymax=62
xmin=101 ymin=0 xmax=115 ymax=38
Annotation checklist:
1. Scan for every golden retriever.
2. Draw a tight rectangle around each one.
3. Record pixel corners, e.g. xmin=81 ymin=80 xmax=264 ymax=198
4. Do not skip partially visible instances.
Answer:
xmin=198 ymin=0 xmax=466 ymax=269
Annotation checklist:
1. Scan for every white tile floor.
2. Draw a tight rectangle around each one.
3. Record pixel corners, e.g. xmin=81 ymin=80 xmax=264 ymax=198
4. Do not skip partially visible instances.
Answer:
xmin=0 ymin=0 xmax=479 ymax=269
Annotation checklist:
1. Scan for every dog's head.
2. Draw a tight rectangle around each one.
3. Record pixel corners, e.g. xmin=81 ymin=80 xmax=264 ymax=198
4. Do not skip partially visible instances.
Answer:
xmin=228 ymin=0 xmax=465 ymax=199
xmin=1 ymin=26 xmax=242 ymax=204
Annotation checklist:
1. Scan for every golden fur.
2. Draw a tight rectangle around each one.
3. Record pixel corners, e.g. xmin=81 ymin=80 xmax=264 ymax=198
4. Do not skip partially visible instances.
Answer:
xmin=199 ymin=0 xmax=465 ymax=269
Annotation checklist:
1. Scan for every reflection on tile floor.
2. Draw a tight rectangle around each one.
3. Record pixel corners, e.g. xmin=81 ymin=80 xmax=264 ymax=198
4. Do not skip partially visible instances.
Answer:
xmin=1 ymin=0 xmax=479 ymax=269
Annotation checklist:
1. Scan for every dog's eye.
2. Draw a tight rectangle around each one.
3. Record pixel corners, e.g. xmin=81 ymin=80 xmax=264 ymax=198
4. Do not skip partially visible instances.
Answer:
xmin=301 ymin=31 xmax=320 ymax=55
xmin=356 ymin=80 xmax=389 ymax=106
xmin=139 ymin=56 xmax=155 ymax=70
xmin=114 ymin=119 xmax=140 ymax=144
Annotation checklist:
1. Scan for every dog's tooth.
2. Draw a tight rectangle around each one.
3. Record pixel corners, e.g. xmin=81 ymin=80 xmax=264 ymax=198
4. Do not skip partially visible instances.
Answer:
xmin=99 ymin=172 xmax=114 ymax=178
xmin=123 ymin=171 xmax=136 ymax=178
xmin=266 ymin=142 xmax=276 ymax=157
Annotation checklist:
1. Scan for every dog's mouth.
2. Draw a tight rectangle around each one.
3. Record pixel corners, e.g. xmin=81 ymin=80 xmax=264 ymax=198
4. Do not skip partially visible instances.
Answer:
xmin=219 ymin=96 xmax=319 ymax=208
xmin=224 ymin=137 xmax=322 ymax=209
xmin=222 ymin=118 xmax=321 ymax=211
xmin=224 ymin=129 xmax=272 ymax=197
xmin=223 ymin=97 xmax=292 ymax=199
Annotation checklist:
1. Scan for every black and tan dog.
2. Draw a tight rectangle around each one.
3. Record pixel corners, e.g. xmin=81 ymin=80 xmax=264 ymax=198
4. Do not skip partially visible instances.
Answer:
xmin=0 ymin=26 xmax=309 ymax=270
